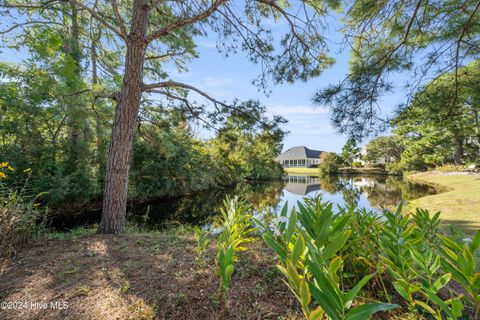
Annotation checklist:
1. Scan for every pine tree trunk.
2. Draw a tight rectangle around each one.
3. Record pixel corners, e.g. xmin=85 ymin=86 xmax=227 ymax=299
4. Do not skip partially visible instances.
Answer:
xmin=98 ymin=0 xmax=149 ymax=234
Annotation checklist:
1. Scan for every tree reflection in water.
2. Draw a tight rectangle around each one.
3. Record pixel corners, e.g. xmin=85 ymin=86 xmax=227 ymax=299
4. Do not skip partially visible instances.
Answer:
xmin=50 ymin=174 xmax=436 ymax=230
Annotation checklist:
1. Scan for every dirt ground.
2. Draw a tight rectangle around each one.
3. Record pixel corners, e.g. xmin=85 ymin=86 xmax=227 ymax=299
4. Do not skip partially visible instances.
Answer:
xmin=0 ymin=229 xmax=303 ymax=320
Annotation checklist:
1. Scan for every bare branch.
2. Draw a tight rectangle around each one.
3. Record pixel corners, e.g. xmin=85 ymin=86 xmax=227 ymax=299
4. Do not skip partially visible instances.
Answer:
xmin=0 ymin=20 xmax=64 ymax=35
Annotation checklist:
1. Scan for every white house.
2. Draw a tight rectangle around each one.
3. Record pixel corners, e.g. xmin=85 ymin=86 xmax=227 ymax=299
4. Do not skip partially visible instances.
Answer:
xmin=275 ymin=146 xmax=325 ymax=168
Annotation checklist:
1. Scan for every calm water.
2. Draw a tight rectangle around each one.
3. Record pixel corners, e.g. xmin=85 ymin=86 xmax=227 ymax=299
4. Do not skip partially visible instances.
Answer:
xmin=51 ymin=174 xmax=437 ymax=230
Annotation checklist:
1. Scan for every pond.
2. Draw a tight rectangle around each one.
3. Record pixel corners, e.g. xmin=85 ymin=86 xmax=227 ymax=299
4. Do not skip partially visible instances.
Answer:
xmin=50 ymin=174 xmax=438 ymax=231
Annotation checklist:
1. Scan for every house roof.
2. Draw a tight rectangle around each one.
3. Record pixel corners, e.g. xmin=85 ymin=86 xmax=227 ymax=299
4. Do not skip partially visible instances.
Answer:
xmin=275 ymin=146 xmax=324 ymax=161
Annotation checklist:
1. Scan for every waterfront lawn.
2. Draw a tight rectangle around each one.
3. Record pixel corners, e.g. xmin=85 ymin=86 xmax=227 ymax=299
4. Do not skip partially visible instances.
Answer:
xmin=283 ymin=167 xmax=319 ymax=175
xmin=409 ymin=172 xmax=480 ymax=235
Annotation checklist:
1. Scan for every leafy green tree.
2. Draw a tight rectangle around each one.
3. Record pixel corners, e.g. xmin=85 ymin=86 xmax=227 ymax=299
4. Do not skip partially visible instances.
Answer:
xmin=341 ymin=138 xmax=360 ymax=169
xmin=1 ymin=0 xmax=337 ymax=233
xmin=318 ymin=152 xmax=342 ymax=174
xmin=391 ymin=61 xmax=480 ymax=171
xmin=364 ymin=136 xmax=404 ymax=164
xmin=315 ymin=1 xmax=480 ymax=139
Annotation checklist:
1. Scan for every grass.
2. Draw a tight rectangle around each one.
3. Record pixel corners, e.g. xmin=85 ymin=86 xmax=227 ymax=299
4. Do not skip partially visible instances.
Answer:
xmin=283 ymin=166 xmax=393 ymax=175
xmin=283 ymin=167 xmax=320 ymax=175
xmin=408 ymin=172 xmax=480 ymax=235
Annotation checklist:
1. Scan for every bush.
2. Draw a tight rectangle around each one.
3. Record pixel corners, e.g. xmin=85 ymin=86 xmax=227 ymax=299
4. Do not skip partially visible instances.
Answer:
xmin=0 ymin=164 xmax=46 ymax=259
xmin=319 ymin=152 xmax=342 ymax=174
xmin=352 ymin=161 xmax=363 ymax=168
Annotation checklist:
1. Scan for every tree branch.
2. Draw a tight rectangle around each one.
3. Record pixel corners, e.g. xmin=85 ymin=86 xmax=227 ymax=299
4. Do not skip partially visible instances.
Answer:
xmin=70 ymin=0 xmax=127 ymax=40
xmin=146 ymin=0 xmax=226 ymax=43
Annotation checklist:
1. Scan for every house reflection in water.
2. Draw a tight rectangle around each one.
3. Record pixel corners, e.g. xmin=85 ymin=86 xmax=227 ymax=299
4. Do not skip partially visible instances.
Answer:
xmin=284 ymin=175 xmax=321 ymax=196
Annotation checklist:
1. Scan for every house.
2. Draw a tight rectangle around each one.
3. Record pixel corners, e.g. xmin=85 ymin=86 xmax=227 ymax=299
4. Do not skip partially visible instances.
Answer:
xmin=354 ymin=146 xmax=395 ymax=166
xmin=284 ymin=175 xmax=321 ymax=195
xmin=275 ymin=146 xmax=324 ymax=167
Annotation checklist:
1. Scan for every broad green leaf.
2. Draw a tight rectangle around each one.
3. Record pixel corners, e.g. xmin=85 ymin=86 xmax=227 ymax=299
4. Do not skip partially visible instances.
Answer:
xmin=263 ymin=233 xmax=286 ymax=262
xmin=299 ymin=278 xmax=311 ymax=307
xmin=345 ymin=303 xmax=399 ymax=320
xmin=432 ymin=273 xmax=451 ymax=293
xmin=323 ymin=230 xmax=351 ymax=259
xmin=291 ymin=233 xmax=305 ymax=262
xmin=286 ymin=208 xmax=297 ymax=242
xmin=344 ymin=274 xmax=374 ymax=309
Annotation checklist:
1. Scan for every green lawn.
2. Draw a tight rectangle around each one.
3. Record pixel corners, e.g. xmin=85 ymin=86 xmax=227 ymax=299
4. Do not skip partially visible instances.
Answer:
xmin=283 ymin=167 xmax=320 ymax=175
xmin=408 ymin=172 xmax=480 ymax=235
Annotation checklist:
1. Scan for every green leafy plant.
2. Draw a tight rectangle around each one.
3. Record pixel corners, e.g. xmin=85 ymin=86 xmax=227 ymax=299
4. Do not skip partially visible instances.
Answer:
xmin=263 ymin=196 xmax=399 ymax=320
xmin=437 ymin=230 xmax=480 ymax=318
xmin=216 ymin=196 xmax=255 ymax=303
xmin=380 ymin=205 xmax=464 ymax=319
xmin=0 ymin=165 xmax=46 ymax=259
xmin=193 ymin=226 xmax=210 ymax=268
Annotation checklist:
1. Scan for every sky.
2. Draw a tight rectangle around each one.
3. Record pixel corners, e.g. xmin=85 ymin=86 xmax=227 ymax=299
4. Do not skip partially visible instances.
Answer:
xmin=171 ymin=14 xmax=404 ymax=153
xmin=0 ymin=8 xmax=407 ymax=154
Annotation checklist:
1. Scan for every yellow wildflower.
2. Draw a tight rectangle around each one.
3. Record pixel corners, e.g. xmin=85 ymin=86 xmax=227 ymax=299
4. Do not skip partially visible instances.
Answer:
xmin=23 ymin=168 xmax=32 ymax=174
xmin=7 ymin=165 xmax=14 ymax=171
xmin=0 ymin=162 xmax=8 ymax=168
xmin=0 ymin=172 xmax=6 ymax=179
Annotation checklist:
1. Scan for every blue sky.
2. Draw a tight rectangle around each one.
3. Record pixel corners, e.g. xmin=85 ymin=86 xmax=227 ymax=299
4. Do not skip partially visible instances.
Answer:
xmin=175 ymin=15 xmax=403 ymax=153
xmin=1 ymin=10 xmax=405 ymax=153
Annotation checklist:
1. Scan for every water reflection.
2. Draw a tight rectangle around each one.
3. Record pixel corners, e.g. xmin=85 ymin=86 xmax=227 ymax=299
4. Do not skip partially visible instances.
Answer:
xmin=50 ymin=174 xmax=437 ymax=230
xmin=281 ymin=174 xmax=437 ymax=212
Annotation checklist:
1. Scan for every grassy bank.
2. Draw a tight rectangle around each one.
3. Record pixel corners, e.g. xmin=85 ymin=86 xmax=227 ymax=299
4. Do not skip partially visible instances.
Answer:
xmin=408 ymin=172 xmax=480 ymax=235
xmin=283 ymin=167 xmax=319 ymax=175
xmin=284 ymin=167 xmax=395 ymax=175
xmin=337 ymin=167 xmax=393 ymax=175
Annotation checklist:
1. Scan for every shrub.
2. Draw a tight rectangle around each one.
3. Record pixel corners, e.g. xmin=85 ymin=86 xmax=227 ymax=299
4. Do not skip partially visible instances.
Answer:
xmin=193 ymin=226 xmax=210 ymax=267
xmin=352 ymin=161 xmax=363 ymax=168
xmin=319 ymin=152 xmax=342 ymax=174
xmin=0 ymin=164 xmax=46 ymax=259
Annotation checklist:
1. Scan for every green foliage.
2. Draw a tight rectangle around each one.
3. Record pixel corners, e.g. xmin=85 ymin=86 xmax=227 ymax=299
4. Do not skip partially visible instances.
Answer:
xmin=391 ymin=61 xmax=480 ymax=171
xmin=352 ymin=161 xmax=362 ymax=168
xmin=0 ymin=164 xmax=46 ymax=259
xmin=315 ymin=1 xmax=480 ymax=140
xmin=262 ymin=197 xmax=399 ymax=319
xmin=193 ymin=226 xmax=210 ymax=268
xmin=216 ymin=196 xmax=255 ymax=303
xmin=438 ymin=230 xmax=480 ymax=317
xmin=341 ymin=138 xmax=360 ymax=168
xmin=364 ymin=136 xmax=404 ymax=168
xmin=319 ymin=152 xmax=342 ymax=174
xmin=261 ymin=197 xmax=479 ymax=319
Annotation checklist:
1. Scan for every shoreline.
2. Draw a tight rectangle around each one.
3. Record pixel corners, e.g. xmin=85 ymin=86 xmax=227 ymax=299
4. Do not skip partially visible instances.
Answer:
xmin=283 ymin=166 xmax=400 ymax=176
xmin=407 ymin=171 xmax=480 ymax=235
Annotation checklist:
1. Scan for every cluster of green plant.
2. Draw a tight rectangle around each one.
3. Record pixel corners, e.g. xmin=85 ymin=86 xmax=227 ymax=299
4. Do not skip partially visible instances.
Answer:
xmin=0 ymin=163 xmax=46 ymax=259
xmin=215 ymin=196 xmax=255 ymax=304
xmin=261 ymin=198 xmax=398 ymax=319
xmin=252 ymin=196 xmax=480 ymax=319
xmin=193 ymin=226 xmax=210 ymax=268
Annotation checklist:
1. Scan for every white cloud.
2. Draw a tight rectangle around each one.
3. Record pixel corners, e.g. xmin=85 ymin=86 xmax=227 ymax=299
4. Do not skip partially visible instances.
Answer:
xmin=203 ymin=76 xmax=234 ymax=88
xmin=267 ymin=105 xmax=330 ymax=115
xmin=198 ymin=41 xmax=217 ymax=49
